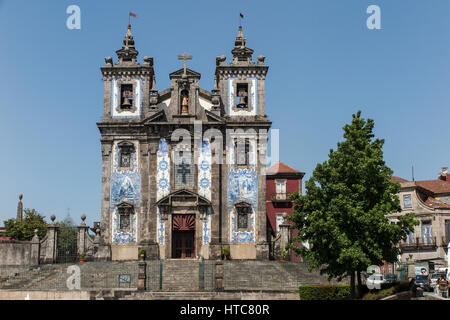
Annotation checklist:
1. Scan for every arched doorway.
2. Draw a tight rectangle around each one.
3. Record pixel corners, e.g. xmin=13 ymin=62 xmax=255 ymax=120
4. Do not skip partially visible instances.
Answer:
xmin=172 ymin=214 xmax=195 ymax=259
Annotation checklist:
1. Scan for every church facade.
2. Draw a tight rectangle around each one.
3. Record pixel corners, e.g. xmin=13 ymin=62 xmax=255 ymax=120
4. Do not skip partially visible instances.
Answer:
xmin=97 ymin=24 xmax=271 ymax=261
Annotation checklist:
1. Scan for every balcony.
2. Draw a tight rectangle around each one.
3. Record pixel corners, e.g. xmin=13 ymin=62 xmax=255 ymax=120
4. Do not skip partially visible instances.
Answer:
xmin=271 ymin=193 xmax=291 ymax=202
xmin=400 ymin=237 xmax=436 ymax=250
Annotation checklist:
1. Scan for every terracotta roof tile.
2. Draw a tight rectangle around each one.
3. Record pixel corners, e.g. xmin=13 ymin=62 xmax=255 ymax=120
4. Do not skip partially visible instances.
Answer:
xmin=391 ymin=176 xmax=409 ymax=183
xmin=419 ymin=193 xmax=450 ymax=209
xmin=267 ymin=162 xmax=304 ymax=175
xmin=416 ymin=179 xmax=450 ymax=194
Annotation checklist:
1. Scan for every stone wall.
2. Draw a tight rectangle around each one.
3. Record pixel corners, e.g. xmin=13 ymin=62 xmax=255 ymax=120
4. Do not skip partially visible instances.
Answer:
xmin=0 ymin=241 xmax=33 ymax=265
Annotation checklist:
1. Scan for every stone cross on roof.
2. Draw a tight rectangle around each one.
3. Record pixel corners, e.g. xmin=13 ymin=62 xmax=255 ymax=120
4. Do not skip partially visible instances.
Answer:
xmin=178 ymin=53 xmax=192 ymax=77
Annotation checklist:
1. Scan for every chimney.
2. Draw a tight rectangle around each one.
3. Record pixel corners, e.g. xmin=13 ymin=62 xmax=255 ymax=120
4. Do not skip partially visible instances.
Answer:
xmin=438 ymin=167 xmax=448 ymax=181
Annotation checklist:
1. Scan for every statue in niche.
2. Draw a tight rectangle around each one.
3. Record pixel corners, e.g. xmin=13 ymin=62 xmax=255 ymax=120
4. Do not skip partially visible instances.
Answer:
xmin=181 ymin=90 xmax=189 ymax=114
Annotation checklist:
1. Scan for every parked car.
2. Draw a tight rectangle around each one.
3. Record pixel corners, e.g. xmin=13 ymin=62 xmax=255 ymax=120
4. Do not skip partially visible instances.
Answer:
xmin=384 ymin=274 xmax=397 ymax=283
xmin=366 ymin=274 xmax=386 ymax=289
xmin=415 ymin=275 xmax=432 ymax=292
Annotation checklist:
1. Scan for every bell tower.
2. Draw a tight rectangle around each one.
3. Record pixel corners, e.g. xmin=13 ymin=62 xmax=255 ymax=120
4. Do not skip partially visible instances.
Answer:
xmin=214 ymin=26 xmax=269 ymax=117
xmin=100 ymin=24 xmax=156 ymax=121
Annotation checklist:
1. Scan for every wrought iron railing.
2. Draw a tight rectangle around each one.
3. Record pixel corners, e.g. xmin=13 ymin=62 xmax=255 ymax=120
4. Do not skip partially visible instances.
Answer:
xmin=271 ymin=193 xmax=290 ymax=201
xmin=400 ymin=237 xmax=436 ymax=250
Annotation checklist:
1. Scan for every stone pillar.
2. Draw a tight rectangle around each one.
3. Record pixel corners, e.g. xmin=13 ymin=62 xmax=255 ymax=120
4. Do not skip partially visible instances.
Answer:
xmin=138 ymin=260 xmax=147 ymax=291
xmin=214 ymin=261 xmax=224 ymax=292
xmin=30 ymin=229 xmax=40 ymax=265
xmin=279 ymin=213 xmax=291 ymax=260
xmin=16 ymin=194 xmax=23 ymax=222
xmin=93 ymin=228 xmax=111 ymax=261
xmin=44 ymin=214 xmax=58 ymax=264
xmin=77 ymin=214 xmax=89 ymax=256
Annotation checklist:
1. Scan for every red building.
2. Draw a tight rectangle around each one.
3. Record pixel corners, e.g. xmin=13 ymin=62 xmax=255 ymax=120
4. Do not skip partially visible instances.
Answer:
xmin=266 ymin=161 xmax=304 ymax=261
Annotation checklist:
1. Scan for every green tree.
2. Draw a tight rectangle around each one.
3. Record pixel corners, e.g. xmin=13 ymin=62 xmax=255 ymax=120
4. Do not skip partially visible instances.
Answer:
xmin=289 ymin=111 xmax=417 ymax=299
xmin=4 ymin=208 xmax=47 ymax=240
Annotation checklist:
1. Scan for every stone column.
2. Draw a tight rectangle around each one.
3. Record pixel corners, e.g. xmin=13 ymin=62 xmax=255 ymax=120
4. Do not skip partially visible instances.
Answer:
xmin=100 ymin=142 xmax=112 ymax=244
xmin=279 ymin=213 xmax=291 ymax=260
xmin=16 ymin=194 xmax=23 ymax=222
xmin=77 ymin=214 xmax=89 ymax=256
xmin=214 ymin=261 xmax=224 ymax=292
xmin=30 ymin=229 xmax=40 ymax=265
xmin=44 ymin=214 xmax=58 ymax=264
xmin=138 ymin=260 xmax=147 ymax=291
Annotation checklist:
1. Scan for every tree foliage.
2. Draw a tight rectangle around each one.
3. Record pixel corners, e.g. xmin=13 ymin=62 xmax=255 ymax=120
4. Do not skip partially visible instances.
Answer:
xmin=289 ymin=111 xmax=417 ymax=296
xmin=56 ymin=214 xmax=77 ymax=253
xmin=3 ymin=209 xmax=48 ymax=241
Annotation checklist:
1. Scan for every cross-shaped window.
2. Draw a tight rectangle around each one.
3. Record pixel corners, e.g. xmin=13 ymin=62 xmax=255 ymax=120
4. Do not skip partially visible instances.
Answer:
xmin=175 ymin=151 xmax=193 ymax=187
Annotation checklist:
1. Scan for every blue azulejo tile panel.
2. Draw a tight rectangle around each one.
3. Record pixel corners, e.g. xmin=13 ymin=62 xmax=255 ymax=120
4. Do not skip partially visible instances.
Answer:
xmin=111 ymin=207 xmax=137 ymax=244
xmin=198 ymin=139 xmax=212 ymax=245
xmin=202 ymin=207 xmax=211 ymax=245
xmin=156 ymin=138 xmax=170 ymax=245
xmin=198 ymin=139 xmax=212 ymax=200
xmin=227 ymin=168 xmax=258 ymax=243
xmin=230 ymin=208 xmax=255 ymax=243
xmin=110 ymin=141 xmax=141 ymax=244
xmin=227 ymin=77 xmax=257 ymax=116
xmin=227 ymin=168 xmax=258 ymax=207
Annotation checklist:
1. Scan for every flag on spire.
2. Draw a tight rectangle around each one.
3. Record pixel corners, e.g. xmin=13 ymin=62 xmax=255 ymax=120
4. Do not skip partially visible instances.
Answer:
xmin=130 ymin=12 xmax=137 ymax=18
xmin=240 ymin=13 xmax=244 ymax=18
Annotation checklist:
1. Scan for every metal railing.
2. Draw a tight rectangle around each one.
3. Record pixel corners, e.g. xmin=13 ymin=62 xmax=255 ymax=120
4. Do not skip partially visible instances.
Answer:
xmin=400 ymin=237 xmax=437 ymax=250
xmin=271 ymin=193 xmax=290 ymax=201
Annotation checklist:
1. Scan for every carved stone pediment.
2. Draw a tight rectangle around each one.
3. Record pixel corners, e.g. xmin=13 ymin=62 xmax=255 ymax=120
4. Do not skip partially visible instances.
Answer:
xmin=156 ymin=189 xmax=211 ymax=220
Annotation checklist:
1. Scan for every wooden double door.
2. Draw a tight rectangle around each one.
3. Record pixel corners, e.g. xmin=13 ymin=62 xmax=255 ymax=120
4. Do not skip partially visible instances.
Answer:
xmin=172 ymin=231 xmax=195 ymax=259
xmin=172 ymin=214 xmax=195 ymax=259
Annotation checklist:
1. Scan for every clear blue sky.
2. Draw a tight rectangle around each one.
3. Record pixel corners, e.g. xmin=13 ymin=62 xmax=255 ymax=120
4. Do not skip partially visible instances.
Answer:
xmin=1 ymin=0 xmax=449 ymax=226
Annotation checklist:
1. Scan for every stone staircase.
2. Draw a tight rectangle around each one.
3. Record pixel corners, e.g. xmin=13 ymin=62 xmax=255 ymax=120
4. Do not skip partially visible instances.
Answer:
xmin=222 ymin=261 xmax=336 ymax=291
xmin=161 ymin=259 xmax=200 ymax=291
xmin=0 ymin=262 xmax=139 ymax=291
xmin=0 ymin=260 xmax=340 ymax=295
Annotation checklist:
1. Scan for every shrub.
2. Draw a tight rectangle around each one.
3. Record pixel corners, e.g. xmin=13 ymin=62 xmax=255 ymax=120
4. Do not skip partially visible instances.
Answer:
xmin=362 ymin=292 xmax=382 ymax=300
xmin=299 ymin=285 xmax=351 ymax=300
xmin=221 ymin=247 xmax=230 ymax=257
xmin=380 ymin=287 xmax=396 ymax=298
xmin=138 ymin=248 xmax=146 ymax=255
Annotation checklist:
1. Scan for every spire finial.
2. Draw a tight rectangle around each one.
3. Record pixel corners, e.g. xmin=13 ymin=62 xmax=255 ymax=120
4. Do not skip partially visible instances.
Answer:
xmin=231 ymin=25 xmax=254 ymax=65
xmin=116 ymin=23 xmax=139 ymax=64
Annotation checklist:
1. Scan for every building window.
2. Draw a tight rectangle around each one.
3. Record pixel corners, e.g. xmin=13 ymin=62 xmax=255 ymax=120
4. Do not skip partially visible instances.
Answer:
xmin=118 ymin=206 xmax=133 ymax=232
xmin=175 ymin=151 xmax=194 ymax=187
xmin=235 ymin=139 xmax=250 ymax=166
xmin=275 ymin=180 xmax=287 ymax=199
xmin=421 ymin=221 xmax=432 ymax=245
xmin=120 ymin=84 xmax=134 ymax=109
xmin=276 ymin=214 xmax=285 ymax=234
xmin=403 ymin=194 xmax=412 ymax=208
xmin=445 ymin=220 xmax=450 ymax=243
xmin=236 ymin=203 xmax=252 ymax=230
xmin=118 ymin=142 xmax=135 ymax=169
xmin=406 ymin=231 xmax=415 ymax=245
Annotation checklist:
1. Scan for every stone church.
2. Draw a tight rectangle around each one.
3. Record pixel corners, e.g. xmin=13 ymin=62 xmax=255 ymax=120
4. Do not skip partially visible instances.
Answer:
xmin=97 ymin=24 xmax=271 ymax=261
